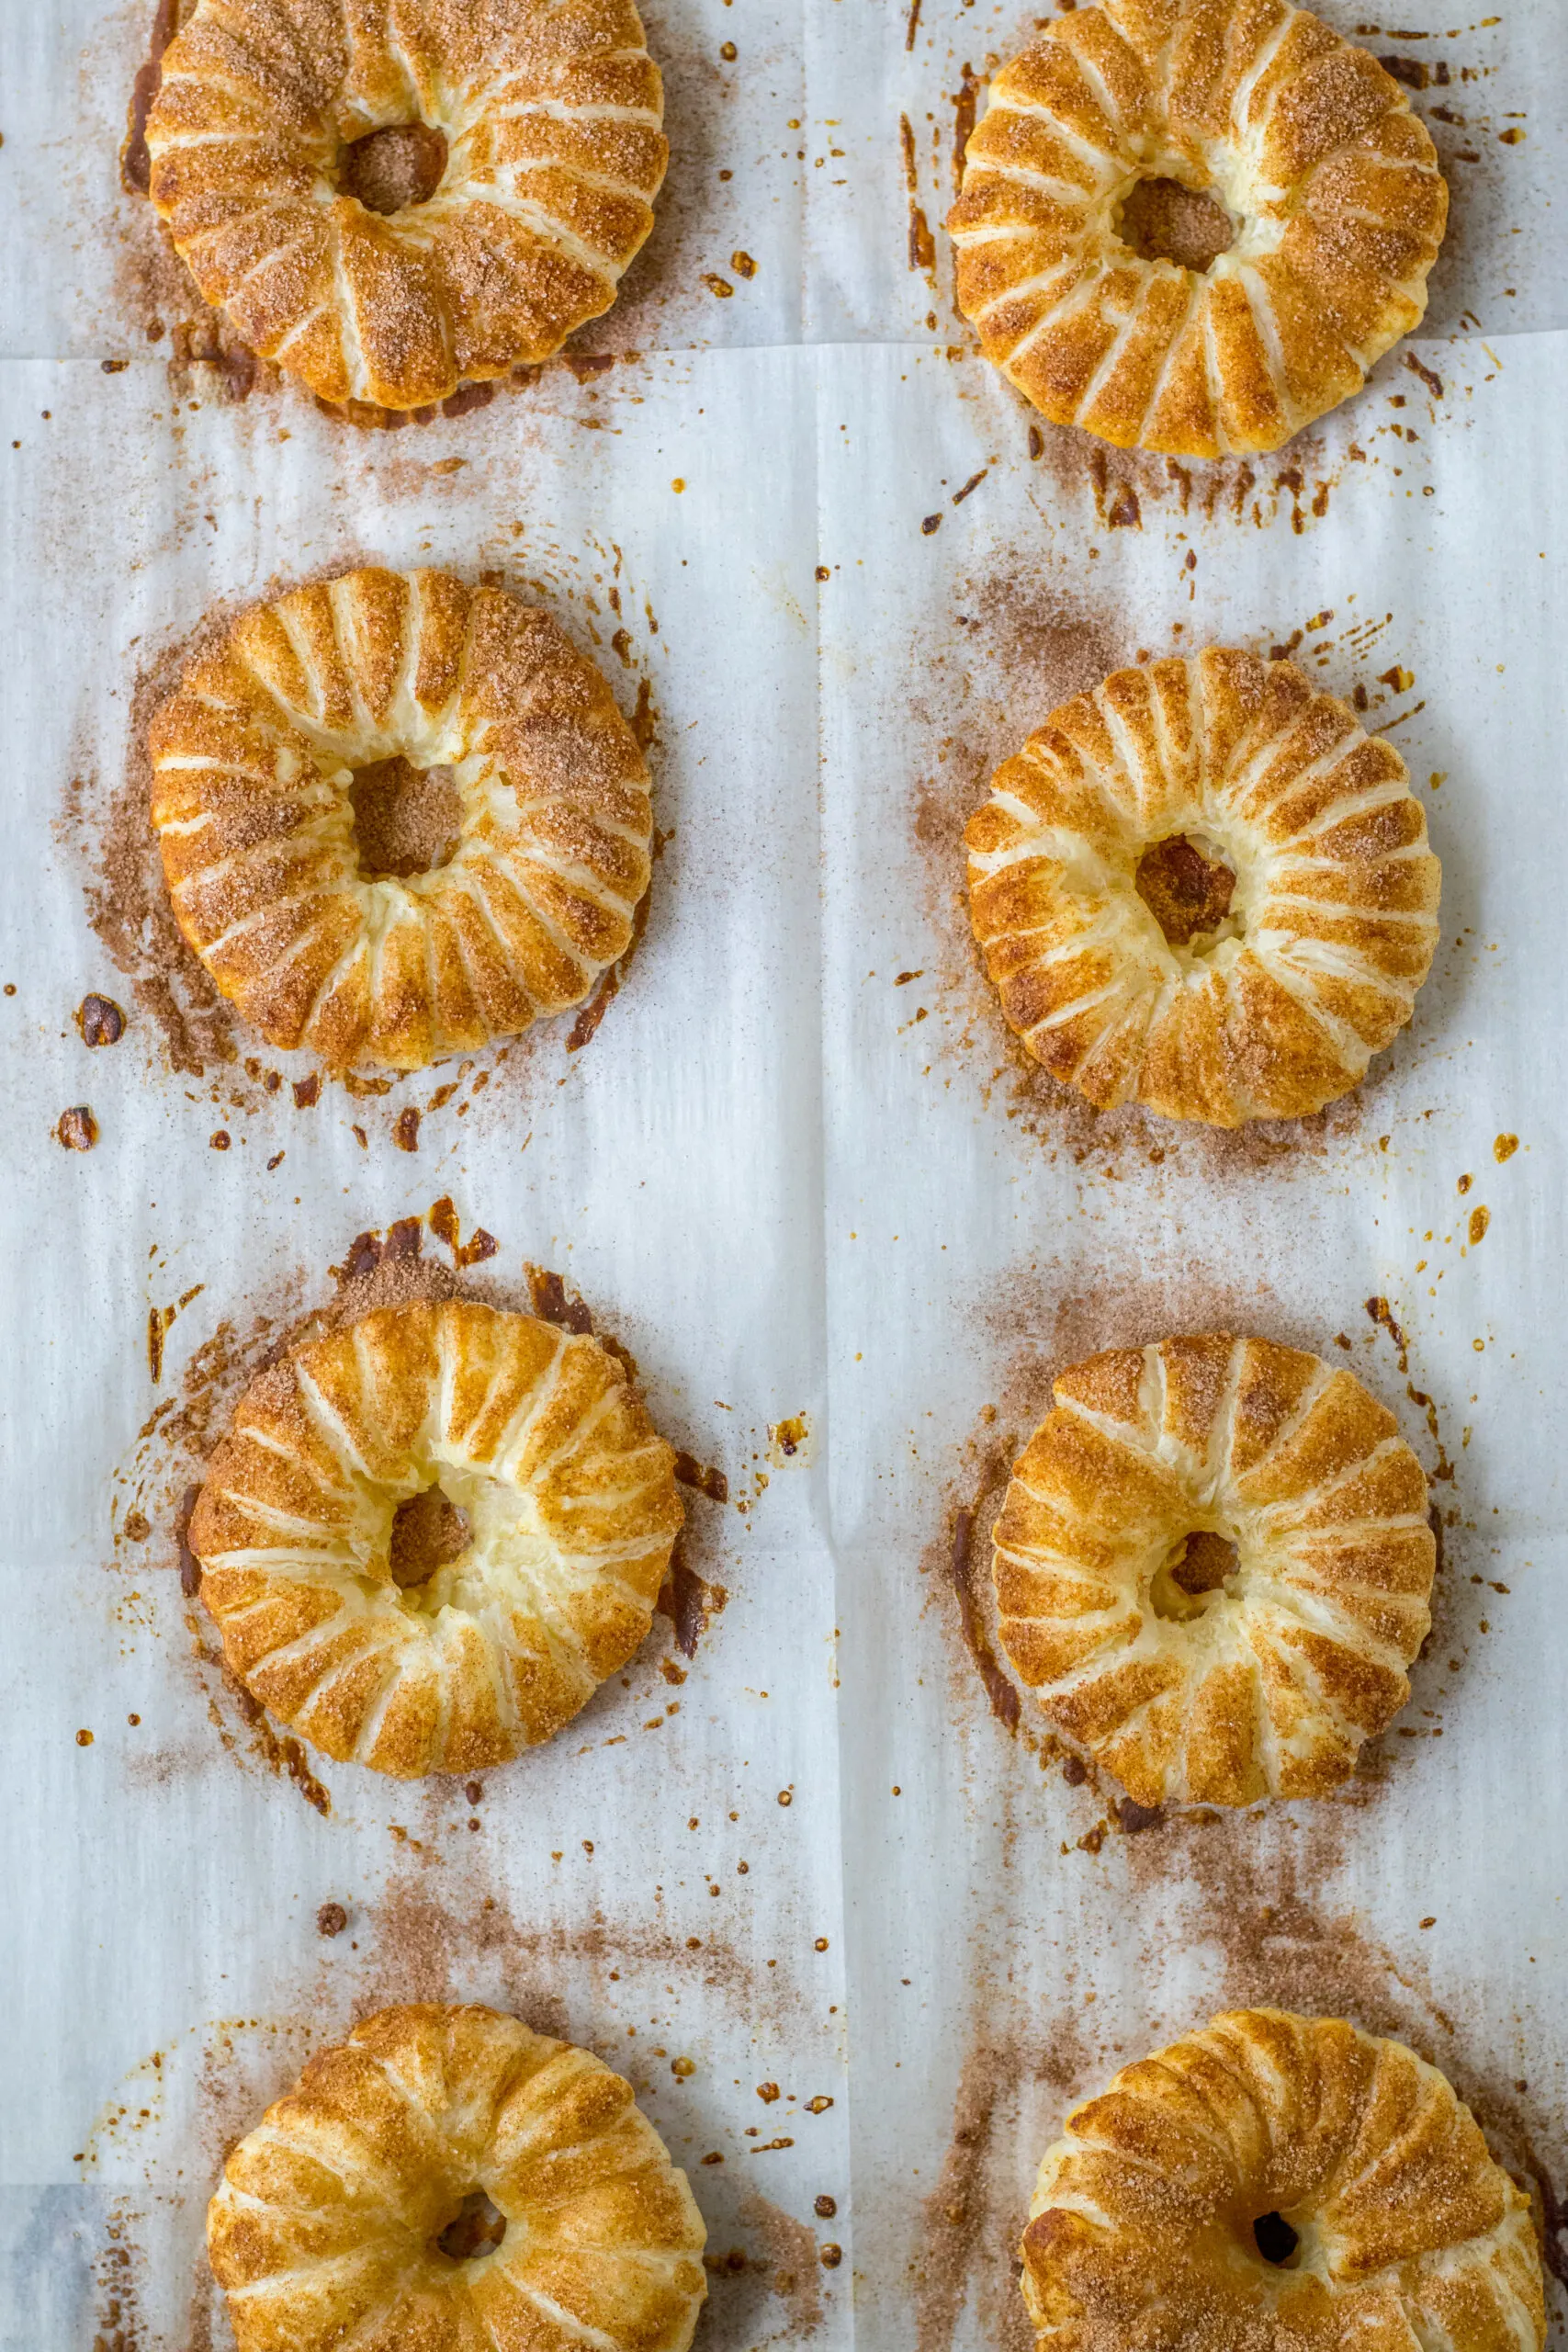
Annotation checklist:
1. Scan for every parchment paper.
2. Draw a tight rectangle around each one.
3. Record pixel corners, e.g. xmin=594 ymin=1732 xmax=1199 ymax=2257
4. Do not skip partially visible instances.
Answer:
xmin=0 ymin=1 xmax=1563 ymax=2347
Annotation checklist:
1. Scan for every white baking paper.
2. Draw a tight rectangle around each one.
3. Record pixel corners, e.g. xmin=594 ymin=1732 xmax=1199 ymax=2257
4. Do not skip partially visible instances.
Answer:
xmin=0 ymin=1 xmax=1564 ymax=2347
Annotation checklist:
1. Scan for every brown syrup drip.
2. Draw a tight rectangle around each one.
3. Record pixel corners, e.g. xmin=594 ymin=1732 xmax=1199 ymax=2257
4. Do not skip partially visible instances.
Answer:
xmin=674 ymin=1452 xmax=729 ymax=1506
xmin=657 ymin=1538 xmax=728 ymax=1660
xmin=120 ymin=0 xmax=179 ymax=197
xmin=566 ymin=890 xmax=651 ymax=1055
xmin=525 ymin=1265 xmax=594 ymax=1336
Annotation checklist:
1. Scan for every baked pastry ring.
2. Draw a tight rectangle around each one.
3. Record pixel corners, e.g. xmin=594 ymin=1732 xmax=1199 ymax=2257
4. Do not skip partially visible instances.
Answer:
xmin=991 ymin=1334 xmax=1435 ymax=1805
xmin=1023 ymin=2008 xmax=1545 ymax=2352
xmin=209 ymin=2002 xmax=708 ymax=2352
xmin=151 ymin=568 xmax=652 ymax=1073
xmin=965 ymin=648 xmax=1440 ymax=1126
xmin=189 ymin=1300 xmax=682 ymax=1777
xmin=948 ymin=2 xmax=1448 ymax=457
xmin=142 ymin=0 xmax=666 ymax=409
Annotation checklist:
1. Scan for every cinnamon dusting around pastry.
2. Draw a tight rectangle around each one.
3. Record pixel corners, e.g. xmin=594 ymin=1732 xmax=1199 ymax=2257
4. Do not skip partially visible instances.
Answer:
xmin=115 ymin=1214 xmax=738 ymax=1792
xmin=922 ymin=1252 xmax=1484 ymax=1821
xmin=909 ymin=570 xmax=1373 ymax=1177
xmin=63 ymin=552 xmax=662 ymax=1124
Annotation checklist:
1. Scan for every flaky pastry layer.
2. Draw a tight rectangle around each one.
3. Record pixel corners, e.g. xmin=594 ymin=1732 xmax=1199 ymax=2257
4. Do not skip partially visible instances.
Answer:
xmin=189 ymin=1300 xmax=682 ymax=1777
xmin=144 ymin=0 xmax=667 ymax=407
xmin=209 ymin=2002 xmax=708 ymax=2352
xmin=965 ymin=648 xmax=1440 ymax=1126
xmin=991 ymin=1334 xmax=1435 ymax=1805
xmin=949 ymin=0 xmax=1448 ymax=456
xmin=1023 ymin=2008 xmax=1544 ymax=2352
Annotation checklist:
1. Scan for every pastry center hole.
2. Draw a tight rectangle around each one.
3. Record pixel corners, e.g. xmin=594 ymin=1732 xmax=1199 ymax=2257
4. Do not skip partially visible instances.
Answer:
xmin=435 ymin=2188 xmax=508 ymax=2264
xmin=1134 ymin=832 xmax=1237 ymax=951
xmin=340 ymin=121 xmax=449 ymax=215
xmin=1252 ymin=2212 xmax=1301 ymax=2268
xmin=1119 ymin=175 xmax=1236 ymax=273
xmin=350 ymin=756 xmax=462 ymax=881
xmin=389 ymin=1486 xmax=472 ymax=1589
xmin=1150 ymin=1531 xmax=1239 ymax=1623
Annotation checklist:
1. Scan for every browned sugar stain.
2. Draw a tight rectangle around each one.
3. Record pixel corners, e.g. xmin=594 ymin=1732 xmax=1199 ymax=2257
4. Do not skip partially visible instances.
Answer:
xmin=900 ymin=114 xmax=936 ymax=275
xmin=77 ymin=992 xmax=127 ymax=1046
xmin=658 ymin=1537 xmax=729 ymax=1661
xmin=950 ymin=64 xmax=980 ymax=193
xmin=118 ymin=0 xmax=179 ymax=198
xmin=56 ymin=1103 xmax=99 ymax=1150
xmin=947 ymin=1498 xmax=1021 ymax=1735
xmin=427 ymin=1195 xmax=499 ymax=1268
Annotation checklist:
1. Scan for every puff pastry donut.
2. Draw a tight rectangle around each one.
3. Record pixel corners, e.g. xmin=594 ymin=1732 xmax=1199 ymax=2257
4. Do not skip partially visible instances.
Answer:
xmin=948 ymin=2 xmax=1448 ymax=457
xmin=965 ymin=649 xmax=1440 ymax=1126
xmin=991 ymin=1335 xmax=1435 ymax=1805
xmin=1022 ymin=2008 xmax=1545 ymax=2352
xmin=151 ymin=568 xmax=652 ymax=1073
xmin=188 ymin=1300 xmax=682 ymax=1776
xmin=209 ymin=2002 xmax=708 ymax=2352
xmin=142 ymin=0 xmax=667 ymax=408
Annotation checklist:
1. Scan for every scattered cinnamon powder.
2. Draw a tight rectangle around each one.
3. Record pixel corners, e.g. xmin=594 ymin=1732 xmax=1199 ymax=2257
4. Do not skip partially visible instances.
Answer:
xmin=62 ymin=616 xmax=244 ymax=1078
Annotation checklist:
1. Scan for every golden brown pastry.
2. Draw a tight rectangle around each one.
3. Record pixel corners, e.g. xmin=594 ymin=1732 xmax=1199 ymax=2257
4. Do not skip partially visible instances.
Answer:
xmin=189 ymin=1300 xmax=682 ymax=1777
xmin=151 ymin=568 xmax=652 ymax=1073
xmin=991 ymin=1335 xmax=1435 ymax=1805
xmin=948 ymin=2 xmax=1448 ymax=457
xmin=143 ymin=0 xmax=666 ymax=409
xmin=965 ymin=649 xmax=1439 ymax=1126
xmin=1022 ymin=2009 xmax=1545 ymax=2352
xmin=209 ymin=2002 xmax=708 ymax=2352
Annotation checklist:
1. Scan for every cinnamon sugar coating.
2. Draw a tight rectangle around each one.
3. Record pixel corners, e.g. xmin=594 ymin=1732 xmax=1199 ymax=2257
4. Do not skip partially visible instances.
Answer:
xmin=965 ymin=648 xmax=1440 ymax=1127
xmin=209 ymin=2003 xmax=708 ymax=2351
xmin=991 ymin=1336 xmax=1436 ymax=1806
xmin=1023 ymin=2009 xmax=1545 ymax=2352
xmin=948 ymin=1 xmax=1448 ymax=457
xmin=143 ymin=0 xmax=667 ymax=407
xmin=150 ymin=568 xmax=652 ymax=1074
xmin=189 ymin=1301 xmax=682 ymax=1777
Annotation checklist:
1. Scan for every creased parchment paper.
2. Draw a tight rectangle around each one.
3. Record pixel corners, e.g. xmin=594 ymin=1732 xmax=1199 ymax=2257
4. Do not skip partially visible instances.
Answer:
xmin=0 ymin=1 xmax=1564 ymax=2347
